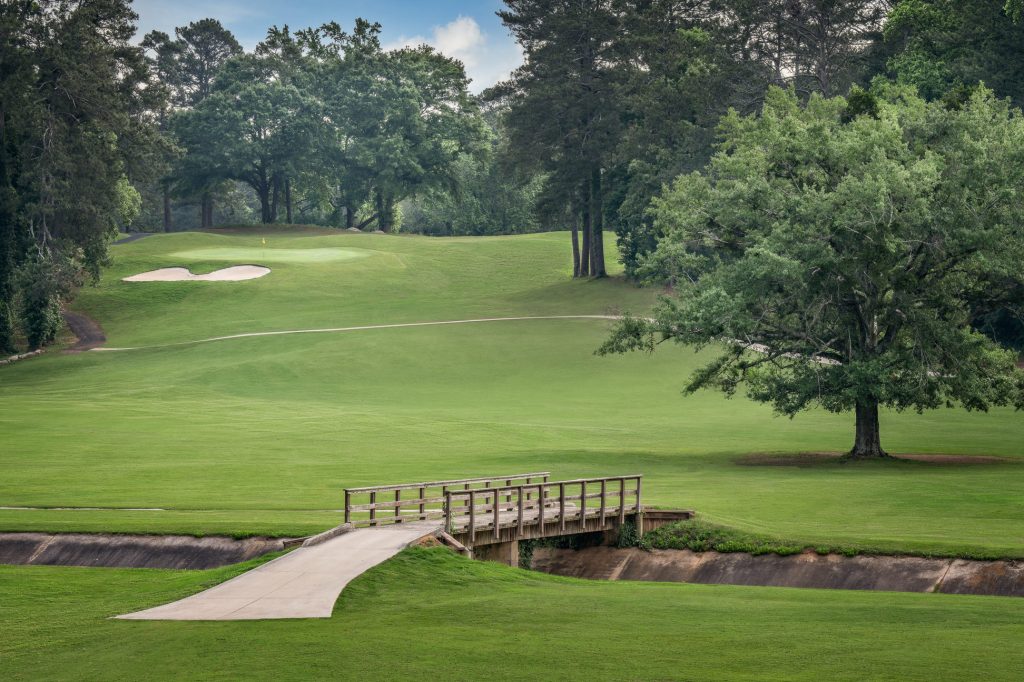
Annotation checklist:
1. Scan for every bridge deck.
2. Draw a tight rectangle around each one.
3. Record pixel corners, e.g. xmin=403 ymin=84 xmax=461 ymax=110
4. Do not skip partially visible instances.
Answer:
xmin=116 ymin=522 xmax=439 ymax=621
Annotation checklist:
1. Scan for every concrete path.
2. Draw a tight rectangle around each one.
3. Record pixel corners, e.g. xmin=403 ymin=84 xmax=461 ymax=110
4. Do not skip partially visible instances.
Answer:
xmin=93 ymin=315 xmax=620 ymax=352
xmin=117 ymin=523 xmax=438 ymax=620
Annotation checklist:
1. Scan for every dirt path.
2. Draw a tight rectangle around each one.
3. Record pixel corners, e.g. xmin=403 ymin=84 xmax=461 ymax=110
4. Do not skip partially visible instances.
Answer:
xmin=93 ymin=315 xmax=621 ymax=352
xmin=62 ymin=311 xmax=106 ymax=351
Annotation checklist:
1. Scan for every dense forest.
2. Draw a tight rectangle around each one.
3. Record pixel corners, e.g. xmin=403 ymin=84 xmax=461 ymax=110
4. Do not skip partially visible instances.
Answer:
xmin=1 ymin=0 xmax=1023 ymax=354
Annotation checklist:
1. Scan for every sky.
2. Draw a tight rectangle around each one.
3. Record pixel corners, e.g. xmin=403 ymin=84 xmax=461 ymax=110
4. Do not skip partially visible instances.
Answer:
xmin=132 ymin=0 xmax=523 ymax=93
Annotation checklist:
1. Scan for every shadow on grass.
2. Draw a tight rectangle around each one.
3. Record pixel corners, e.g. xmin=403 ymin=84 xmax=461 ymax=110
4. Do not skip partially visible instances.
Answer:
xmin=735 ymin=452 xmax=1018 ymax=467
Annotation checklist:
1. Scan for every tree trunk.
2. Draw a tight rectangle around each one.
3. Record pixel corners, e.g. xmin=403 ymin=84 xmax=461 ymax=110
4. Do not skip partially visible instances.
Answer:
xmin=590 ymin=167 xmax=606 ymax=278
xmin=848 ymin=399 xmax=889 ymax=459
xmin=375 ymin=191 xmax=395 ymax=232
xmin=258 ymin=186 xmax=272 ymax=224
xmin=571 ymin=217 xmax=581 ymax=278
xmin=580 ymin=192 xmax=592 ymax=278
xmin=200 ymin=193 xmax=212 ymax=229
xmin=346 ymin=205 xmax=355 ymax=229
xmin=285 ymin=177 xmax=292 ymax=224
xmin=270 ymin=176 xmax=280 ymax=223
xmin=162 ymin=186 xmax=172 ymax=232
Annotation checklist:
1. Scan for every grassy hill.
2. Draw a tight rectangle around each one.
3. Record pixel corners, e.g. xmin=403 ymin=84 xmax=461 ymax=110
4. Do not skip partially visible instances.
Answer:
xmin=0 ymin=227 xmax=1022 ymax=557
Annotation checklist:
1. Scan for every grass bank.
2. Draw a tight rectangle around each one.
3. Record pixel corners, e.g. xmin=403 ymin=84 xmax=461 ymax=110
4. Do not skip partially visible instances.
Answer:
xmin=3 ymin=547 xmax=1023 ymax=681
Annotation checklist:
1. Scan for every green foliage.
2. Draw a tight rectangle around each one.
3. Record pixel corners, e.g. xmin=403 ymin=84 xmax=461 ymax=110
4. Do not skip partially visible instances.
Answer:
xmin=644 ymin=519 xmax=807 ymax=556
xmin=0 ymin=0 xmax=157 ymax=350
xmin=885 ymin=0 xmax=1024 ymax=104
xmin=603 ymin=84 xmax=1024 ymax=453
xmin=615 ymin=519 xmax=642 ymax=548
xmin=401 ymin=152 xmax=543 ymax=236
xmin=15 ymin=252 xmax=80 ymax=349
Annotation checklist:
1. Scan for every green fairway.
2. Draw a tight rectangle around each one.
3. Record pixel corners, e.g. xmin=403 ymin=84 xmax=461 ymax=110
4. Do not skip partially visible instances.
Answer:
xmin=2 ymin=548 xmax=1023 ymax=681
xmin=169 ymin=246 xmax=372 ymax=263
xmin=1 ymin=228 xmax=1023 ymax=557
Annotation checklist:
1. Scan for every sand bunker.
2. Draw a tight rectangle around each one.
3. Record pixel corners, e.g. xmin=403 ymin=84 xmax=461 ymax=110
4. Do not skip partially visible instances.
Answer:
xmin=123 ymin=266 xmax=270 ymax=282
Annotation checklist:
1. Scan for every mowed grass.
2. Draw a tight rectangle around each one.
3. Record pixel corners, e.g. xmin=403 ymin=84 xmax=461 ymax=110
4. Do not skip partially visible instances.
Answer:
xmin=2 ymin=548 xmax=1023 ymax=681
xmin=0 ymin=227 xmax=1022 ymax=556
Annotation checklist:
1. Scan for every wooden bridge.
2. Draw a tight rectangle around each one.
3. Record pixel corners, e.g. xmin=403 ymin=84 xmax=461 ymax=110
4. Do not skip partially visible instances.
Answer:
xmin=344 ymin=471 xmax=644 ymax=564
xmin=120 ymin=471 xmax=684 ymax=621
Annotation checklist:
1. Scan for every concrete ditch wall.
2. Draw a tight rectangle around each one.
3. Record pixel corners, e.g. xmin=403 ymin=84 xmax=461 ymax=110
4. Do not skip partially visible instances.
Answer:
xmin=0 ymin=533 xmax=290 ymax=569
xmin=531 ymin=546 xmax=1024 ymax=597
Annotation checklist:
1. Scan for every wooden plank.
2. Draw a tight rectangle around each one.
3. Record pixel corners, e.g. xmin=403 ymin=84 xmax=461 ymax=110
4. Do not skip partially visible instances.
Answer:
xmin=394 ymin=489 xmax=402 ymax=522
xmin=469 ymin=490 xmax=476 ymax=543
xmin=618 ymin=478 xmax=626 ymax=525
xmin=344 ymin=490 xmax=351 ymax=524
xmin=419 ymin=486 xmax=426 ymax=520
xmin=345 ymin=472 xmax=550 ymax=494
xmin=579 ymin=481 xmax=586 ymax=530
xmin=445 ymin=475 xmax=644 ymax=498
xmin=599 ymin=479 xmax=606 ymax=525
xmin=492 ymin=489 xmax=500 ymax=540
xmin=347 ymin=495 xmax=448 ymax=511
xmin=369 ymin=491 xmax=376 ymax=524
xmin=559 ymin=482 xmax=566 ymax=532
xmin=538 ymin=484 xmax=545 ymax=532
xmin=516 ymin=485 xmax=524 ymax=536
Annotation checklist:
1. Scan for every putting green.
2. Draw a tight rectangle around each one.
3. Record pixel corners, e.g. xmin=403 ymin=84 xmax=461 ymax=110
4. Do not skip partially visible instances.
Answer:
xmin=171 ymin=247 xmax=372 ymax=263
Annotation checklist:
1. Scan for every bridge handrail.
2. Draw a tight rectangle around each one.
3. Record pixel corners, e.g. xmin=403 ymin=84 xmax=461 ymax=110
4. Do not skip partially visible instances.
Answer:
xmin=444 ymin=475 xmax=642 ymax=543
xmin=445 ymin=475 xmax=642 ymax=498
xmin=343 ymin=472 xmax=551 ymax=526
xmin=345 ymin=472 xmax=550 ymax=494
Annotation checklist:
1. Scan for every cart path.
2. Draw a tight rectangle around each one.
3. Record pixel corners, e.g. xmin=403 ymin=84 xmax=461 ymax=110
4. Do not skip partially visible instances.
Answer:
xmin=62 ymin=311 xmax=107 ymax=351
xmin=92 ymin=315 xmax=623 ymax=352
xmin=117 ymin=522 xmax=440 ymax=620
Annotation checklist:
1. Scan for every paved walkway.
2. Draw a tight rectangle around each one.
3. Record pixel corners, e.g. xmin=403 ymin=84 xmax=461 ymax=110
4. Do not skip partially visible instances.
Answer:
xmin=94 ymin=316 xmax=620 ymax=352
xmin=117 ymin=523 xmax=438 ymax=620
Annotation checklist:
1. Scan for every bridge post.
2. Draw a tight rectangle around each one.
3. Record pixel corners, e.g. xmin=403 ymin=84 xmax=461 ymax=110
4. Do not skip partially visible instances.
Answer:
xmin=516 ymin=485 xmax=524 ymax=536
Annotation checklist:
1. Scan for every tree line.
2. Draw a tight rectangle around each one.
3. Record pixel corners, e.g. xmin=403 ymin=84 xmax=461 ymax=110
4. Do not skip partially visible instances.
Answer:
xmin=2 ymin=0 xmax=1023 ymax=451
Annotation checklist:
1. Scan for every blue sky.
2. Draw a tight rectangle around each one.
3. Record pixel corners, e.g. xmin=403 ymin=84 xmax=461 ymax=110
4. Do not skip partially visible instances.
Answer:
xmin=132 ymin=0 xmax=523 ymax=92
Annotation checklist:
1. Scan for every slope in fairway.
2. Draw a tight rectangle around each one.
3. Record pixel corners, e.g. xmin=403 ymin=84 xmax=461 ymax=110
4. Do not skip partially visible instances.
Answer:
xmin=2 ymin=548 xmax=1024 ymax=681
xmin=0 ymin=227 xmax=1022 ymax=557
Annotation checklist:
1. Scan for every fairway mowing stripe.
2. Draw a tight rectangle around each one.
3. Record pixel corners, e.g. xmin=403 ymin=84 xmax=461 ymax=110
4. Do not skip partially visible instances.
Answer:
xmin=91 ymin=315 xmax=623 ymax=352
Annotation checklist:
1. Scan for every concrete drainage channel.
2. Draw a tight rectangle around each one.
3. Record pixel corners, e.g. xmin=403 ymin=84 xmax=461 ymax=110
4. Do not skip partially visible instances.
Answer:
xmin=529 ymin=546 xmax=1024 ymax=598
xmin=0 ymin=533 xmax=296 ymax=570
xmin=3 ymin=531 xmax=1024 ymax=599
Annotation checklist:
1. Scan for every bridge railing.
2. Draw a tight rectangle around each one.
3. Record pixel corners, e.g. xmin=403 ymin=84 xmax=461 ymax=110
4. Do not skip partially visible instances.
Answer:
xmin=444 ymin=475 xmax=642 ymax=543
xmin=344 ymin=472 xmax=550 ymax=527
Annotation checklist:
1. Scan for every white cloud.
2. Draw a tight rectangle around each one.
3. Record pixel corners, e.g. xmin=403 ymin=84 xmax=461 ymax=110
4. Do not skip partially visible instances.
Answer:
xmin=385 ymin=16 xmax=523 ymax=93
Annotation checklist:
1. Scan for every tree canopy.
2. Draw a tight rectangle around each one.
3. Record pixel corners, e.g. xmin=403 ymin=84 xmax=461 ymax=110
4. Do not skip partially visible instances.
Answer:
xmin=600 ymin=84 xmax=1024 ymax=458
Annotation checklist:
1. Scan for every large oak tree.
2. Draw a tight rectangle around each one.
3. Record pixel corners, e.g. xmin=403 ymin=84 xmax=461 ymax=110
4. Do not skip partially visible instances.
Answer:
xmin=601 ymin=84 xmax=1024 ymax=458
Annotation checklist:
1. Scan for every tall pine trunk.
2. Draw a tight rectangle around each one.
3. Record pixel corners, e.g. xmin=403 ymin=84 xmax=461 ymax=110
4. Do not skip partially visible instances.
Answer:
xmin=162 ymin=186 xmax=172 ymax=232
xmin=571 ymin=217 xmax=581 ymax=278
xmin=285 ymin=177 xmax=292 ymax=224
xmin=590 ymin=167 xmax=606 ymax=278
xmin=345 ymin=205 xmax=355 ymax=229
xmin=580 ymin=188 xmax=592 ymax=277
xmin=270 ymin=176 xmax=281 ymax=223
xmin=200 ymin=193 xmax=212 ymax=228
xmin=849 ymin=398 xmax=888 ymax=459
xmin=258 ymin=185 xmax=272 ymax=224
